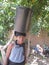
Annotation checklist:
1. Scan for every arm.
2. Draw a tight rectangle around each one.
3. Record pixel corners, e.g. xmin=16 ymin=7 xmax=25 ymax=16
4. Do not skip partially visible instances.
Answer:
xmin=3 ymin=30 xmax=14 ymax=50
xmin=4 ymin=43 xmax=14 ymax=65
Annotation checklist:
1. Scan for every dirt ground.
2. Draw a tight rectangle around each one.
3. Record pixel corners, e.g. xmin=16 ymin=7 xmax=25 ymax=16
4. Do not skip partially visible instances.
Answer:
xmin=25 ymin=53 xmax=49 ymax=65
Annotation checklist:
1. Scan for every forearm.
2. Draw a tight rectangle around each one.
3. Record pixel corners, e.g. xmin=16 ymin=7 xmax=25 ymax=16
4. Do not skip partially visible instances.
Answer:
xmin=0 ymin=49 xmax=8 ymax=65
xmin=3 ymin=58 xmax=8 ymax=65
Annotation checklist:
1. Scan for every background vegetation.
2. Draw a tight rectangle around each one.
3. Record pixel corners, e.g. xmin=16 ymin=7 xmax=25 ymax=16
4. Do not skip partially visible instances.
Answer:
xmin=0 ymin=0 xmax=49 ymax=45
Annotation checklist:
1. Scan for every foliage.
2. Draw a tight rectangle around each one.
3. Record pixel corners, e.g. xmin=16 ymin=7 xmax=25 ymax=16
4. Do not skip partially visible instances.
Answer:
xmin=0 ymin=0 xmax=16 ymax=44
xmin=30 ymin=0 xmax=49 ymax=34
xmin=0 ymin=0 xmax=49 ymax=44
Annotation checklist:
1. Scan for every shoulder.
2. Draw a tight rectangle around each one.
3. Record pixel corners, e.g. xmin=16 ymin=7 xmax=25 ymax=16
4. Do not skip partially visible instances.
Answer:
xmin=6 ymin=42 xmax=15 ymax=59
xmin=6 ymin=42 xmax=15 ymax=53
xmin=8 ymin=42 xmax=15 ymax=49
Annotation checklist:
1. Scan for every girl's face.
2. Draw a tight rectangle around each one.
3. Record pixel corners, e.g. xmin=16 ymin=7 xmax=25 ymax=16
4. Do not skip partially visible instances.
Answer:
xmin=15 ymin=36 xmax=25 ymax=44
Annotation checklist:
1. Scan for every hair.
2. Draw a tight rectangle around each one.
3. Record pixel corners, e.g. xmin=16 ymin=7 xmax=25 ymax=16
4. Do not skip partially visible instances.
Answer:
xmin=14 ymin=31 xmax=26 ymax=36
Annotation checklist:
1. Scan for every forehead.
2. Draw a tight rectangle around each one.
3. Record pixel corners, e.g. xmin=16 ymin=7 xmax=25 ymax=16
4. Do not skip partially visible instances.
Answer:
xmin=16 ymin=35 xmax=25 ymax=38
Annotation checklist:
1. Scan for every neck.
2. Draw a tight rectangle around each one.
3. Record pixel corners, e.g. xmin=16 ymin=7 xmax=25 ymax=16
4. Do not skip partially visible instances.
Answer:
xmin=15 ymin=40 xmax=23 ymax=46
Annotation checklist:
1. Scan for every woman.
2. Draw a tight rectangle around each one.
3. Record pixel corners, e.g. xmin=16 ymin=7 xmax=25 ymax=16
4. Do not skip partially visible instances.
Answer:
xmin=5 ymin=31 xmax=26 ymax=65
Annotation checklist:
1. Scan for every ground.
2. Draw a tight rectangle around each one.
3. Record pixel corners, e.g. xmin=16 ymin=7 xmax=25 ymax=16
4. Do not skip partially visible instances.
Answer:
xmin=25 ymin=53 xmax=49 ymax=65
